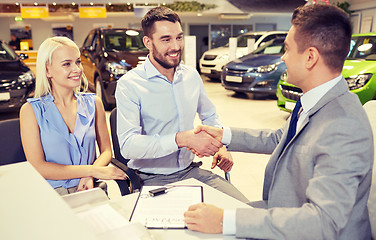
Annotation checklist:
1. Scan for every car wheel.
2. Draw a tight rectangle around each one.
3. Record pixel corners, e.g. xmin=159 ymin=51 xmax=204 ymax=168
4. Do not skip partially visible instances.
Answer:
xmin=95 ymin=76 xmax=110 ymax=110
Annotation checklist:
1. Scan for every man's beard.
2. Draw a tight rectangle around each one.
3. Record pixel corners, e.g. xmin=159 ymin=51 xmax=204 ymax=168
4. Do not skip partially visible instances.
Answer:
xmin=152 ymin=43 xmax=182 ymax=69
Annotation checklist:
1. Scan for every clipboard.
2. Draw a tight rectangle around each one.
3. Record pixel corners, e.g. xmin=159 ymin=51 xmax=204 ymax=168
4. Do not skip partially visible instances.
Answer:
xmin=129 ymin=185 xmax=203 ymax=229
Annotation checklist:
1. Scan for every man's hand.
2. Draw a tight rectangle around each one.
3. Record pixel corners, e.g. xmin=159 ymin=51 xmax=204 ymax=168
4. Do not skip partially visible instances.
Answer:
xmin=212 ymin=146 xmax=233 ymax=172
xmin=176 ymin=130 xmax=222 ymax=157
xmin=184 ymin=203 xmax=223 ymax=234
xmin=194 ymin=125 xmax=224 ymax=142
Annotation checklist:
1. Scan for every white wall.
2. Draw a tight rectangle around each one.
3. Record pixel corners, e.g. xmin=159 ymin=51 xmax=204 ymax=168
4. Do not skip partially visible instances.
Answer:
xmin=348 ymin=0 xmax=376 ymax=34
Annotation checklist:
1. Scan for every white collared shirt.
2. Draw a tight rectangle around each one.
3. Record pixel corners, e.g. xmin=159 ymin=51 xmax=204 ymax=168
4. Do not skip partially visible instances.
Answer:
xmin=297 ymin=75 xmax=343 ymax=131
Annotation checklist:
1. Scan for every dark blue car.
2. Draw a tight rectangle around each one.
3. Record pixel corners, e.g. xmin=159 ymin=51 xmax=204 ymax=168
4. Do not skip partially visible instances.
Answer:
xmin=221 ymin=37 xmax=286 ymax=97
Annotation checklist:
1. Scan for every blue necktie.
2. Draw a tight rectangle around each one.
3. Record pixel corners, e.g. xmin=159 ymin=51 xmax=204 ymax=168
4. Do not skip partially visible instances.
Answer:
xmin=284 ymin=99 xmax=302 ymax=148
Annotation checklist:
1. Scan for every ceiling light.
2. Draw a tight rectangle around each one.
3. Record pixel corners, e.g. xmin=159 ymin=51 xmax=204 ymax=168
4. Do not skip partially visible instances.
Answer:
xmin=34 ymin=2 xmax=38 ymax=6
xmin=15 ymin=3 xmax=19 ymax=5
xmin=72 ymin=2 xmax=76 ymax=6
xmin=52 ymin=2 xmax=56 ymax=5
xmin=108 ymin=2 xmax=112 ymax=5
xmin=90 ymin=2 xmax=93 ymax=5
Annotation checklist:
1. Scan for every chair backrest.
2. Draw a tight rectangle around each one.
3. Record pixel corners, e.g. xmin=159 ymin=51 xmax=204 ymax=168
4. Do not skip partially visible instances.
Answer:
xmin=109 ymin=108 xmax=129 ymax=165
xmin=363 ymin=100 xmax=376 ymax=239
xmin=109 ymin=108 xmax=142 ymax=194
xmin=0 ymin=118 xmax=27 ymax=166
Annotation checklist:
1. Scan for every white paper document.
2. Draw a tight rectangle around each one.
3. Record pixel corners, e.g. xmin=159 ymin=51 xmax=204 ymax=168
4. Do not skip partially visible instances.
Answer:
xmin=130 ymin=185 xmax=203 ymax=229
xmin=77 ymin=203 xmax=152 ymax=240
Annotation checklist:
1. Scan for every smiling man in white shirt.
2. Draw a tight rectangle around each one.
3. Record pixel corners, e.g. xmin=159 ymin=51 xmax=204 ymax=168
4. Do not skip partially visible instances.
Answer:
xmin=115 ymin=6 xmax=248 ymax=202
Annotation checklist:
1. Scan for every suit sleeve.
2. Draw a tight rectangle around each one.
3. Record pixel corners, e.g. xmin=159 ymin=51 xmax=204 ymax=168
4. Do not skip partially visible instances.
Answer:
xmin=228 ymin=127 xmax=284 ymax=154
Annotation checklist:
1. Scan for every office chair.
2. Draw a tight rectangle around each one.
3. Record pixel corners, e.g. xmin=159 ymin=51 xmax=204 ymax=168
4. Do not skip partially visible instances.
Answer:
xmin=0 ymin=118 xmax=27 ymax=166
xmin=363 ymin=101 xmax=376 ymax=240
xmin=110 ymin=108 xmax=142 ymax=195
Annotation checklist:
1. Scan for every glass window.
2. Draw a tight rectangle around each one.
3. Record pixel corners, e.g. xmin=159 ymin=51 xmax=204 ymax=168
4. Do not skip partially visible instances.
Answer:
xmin=103 ymin=29 xmax=146 ymax=51
xmin=0 ymin=42 xmax=17 ymax=61
xmin=348 ymin=36 xmax=376 ymax=60
xmin=232 ymin=25 xmax=253 ymax=37
xmin=236 ymin=34 xmax=263 ymax=47
xmin=83 ymin=31 xmax=95 ymax=48
xmin=253 ymin=37 xmax=285 ymax=55
xmin=210 ymin=25 xmax=231 ymax=49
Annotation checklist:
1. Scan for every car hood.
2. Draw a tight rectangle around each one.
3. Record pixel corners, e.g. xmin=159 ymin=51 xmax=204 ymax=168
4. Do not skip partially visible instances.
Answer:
xmin=342 ymin=59 xmax=376 ymax=77
xmin=105 ymin=50 xmax=149 ymax=68
xmin=226 ymin=54 xmax=282 ymax=69
xmin=0 ymin=60 xmax=30 ymax=75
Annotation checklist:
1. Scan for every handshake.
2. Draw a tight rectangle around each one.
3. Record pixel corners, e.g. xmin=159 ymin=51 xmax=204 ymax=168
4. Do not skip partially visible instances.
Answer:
xmin=176 ymin=125 xmax=233 ymax=172
xmin=176 ymin=125 xmax=224 ymax=157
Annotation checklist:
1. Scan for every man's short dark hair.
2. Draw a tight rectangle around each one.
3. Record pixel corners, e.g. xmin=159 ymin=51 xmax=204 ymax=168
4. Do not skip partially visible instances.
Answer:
xmin=141 ymin=6 xmax=181 ymax=38
xmin=291 ymin=4 xmax=352 ymax=72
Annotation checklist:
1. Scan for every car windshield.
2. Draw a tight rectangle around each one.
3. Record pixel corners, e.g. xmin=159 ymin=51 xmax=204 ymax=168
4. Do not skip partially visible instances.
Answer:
xmin=347 ymin=36 xmax=376 ymax=60
xmin=253 ymin=37 xmax=285 ymax=55
xmin=224 ymin=34 xmax=263 ymax=47
xmin=103 ymin=30 xmax=147 ymax=51
xmin=0 ymin=42 xmax=17 ymax=61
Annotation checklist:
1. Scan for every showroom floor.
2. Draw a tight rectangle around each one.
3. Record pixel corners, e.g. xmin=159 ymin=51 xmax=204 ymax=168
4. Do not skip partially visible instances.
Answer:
xmin=106 ymin=76 xmax=291 ymax=202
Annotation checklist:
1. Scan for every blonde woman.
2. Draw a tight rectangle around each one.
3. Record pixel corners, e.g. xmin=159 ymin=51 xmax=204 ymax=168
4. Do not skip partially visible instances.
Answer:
xmin=20 ymin=36 xmax=126 ymax=195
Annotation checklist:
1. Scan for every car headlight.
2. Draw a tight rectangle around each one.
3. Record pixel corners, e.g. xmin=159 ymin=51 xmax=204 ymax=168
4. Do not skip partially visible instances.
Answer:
xmin=345 ymin=74 xmax=372 ymax=90
xmin=18 ymin=70 xmax=34 ymax=84
xmin=105 ymin=62 xmax=128 ymax=76
xmin=218 ymin=54 xmax=229 ymax=61
xmin=255 ymin=64 xmax=276 ymax=73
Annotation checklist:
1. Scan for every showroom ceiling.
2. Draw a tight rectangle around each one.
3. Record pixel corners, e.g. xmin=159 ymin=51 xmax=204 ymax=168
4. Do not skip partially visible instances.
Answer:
xmin=228 ymin=0 xmax=307 ymax=12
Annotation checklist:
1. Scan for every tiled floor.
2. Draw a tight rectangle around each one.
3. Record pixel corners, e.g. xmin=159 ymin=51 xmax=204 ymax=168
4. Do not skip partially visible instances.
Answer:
xmin=107 ymin=76 xmax=291 ymax=202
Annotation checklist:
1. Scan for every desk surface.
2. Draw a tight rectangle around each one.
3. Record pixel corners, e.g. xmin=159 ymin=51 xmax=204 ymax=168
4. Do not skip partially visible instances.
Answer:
xmin=0 ymin=162 xmax=98 ymax=240
xmin=110 ymin=178 xmax=251 ymax=240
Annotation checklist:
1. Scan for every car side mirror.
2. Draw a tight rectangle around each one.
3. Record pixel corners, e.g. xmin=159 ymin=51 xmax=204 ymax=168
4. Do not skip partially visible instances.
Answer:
xmin=19 ymin=53 xmax=29 ymax=60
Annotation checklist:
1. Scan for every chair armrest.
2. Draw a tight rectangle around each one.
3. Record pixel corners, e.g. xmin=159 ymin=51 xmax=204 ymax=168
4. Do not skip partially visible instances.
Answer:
xmin=110 ymin=158 xmax=142 ymax=192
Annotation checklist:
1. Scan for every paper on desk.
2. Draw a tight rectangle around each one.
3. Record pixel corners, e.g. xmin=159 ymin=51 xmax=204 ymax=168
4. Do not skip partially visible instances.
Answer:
xmin=77 ymin=203 xmax=152 ymax=240
xmin=130 ymin=185 xmax=203 ymax=229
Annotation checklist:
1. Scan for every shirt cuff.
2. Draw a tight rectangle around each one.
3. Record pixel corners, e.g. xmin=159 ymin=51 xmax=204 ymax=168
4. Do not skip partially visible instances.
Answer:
xmin=160 ymin=133 xmax=179 ymax=153
xmin=221 ymin=127 xmax=232 ymax=146
xmin=222 ymin=209 xmax=236 ymax=235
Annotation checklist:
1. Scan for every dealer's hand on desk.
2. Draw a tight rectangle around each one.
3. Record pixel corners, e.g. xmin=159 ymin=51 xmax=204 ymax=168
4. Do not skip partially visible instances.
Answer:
xmin=184 ymin=203 xmax=223 ymax=234
xmin=176 ymin=130 xmax=222 ymax=157
xmin=212 ymin=146 xmax=233 ymax=172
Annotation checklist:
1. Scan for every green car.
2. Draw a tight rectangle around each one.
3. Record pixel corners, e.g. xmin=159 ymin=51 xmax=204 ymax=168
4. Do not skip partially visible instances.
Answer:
xmin=277 ymin=32 xmax=376 ymax=112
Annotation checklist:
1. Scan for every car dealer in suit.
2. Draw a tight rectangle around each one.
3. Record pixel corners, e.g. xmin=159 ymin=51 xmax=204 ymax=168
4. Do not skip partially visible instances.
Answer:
xmin=184 ymin=3 xmax=374 ymax=240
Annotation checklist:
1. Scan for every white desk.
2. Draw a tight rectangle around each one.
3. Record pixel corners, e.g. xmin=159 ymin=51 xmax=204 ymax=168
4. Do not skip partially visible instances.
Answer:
xmin=0 ymin=162 xmax=251 ymax=240
xmin=0 ymin=162 xmax=98 ymax=240
xmin=109 ymin=178 xmax=252 ymax=240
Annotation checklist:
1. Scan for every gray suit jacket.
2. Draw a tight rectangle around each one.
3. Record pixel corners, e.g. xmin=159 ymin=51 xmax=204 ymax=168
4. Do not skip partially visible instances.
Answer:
xmin=228 ymin=79 xmax=373 ymax=240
